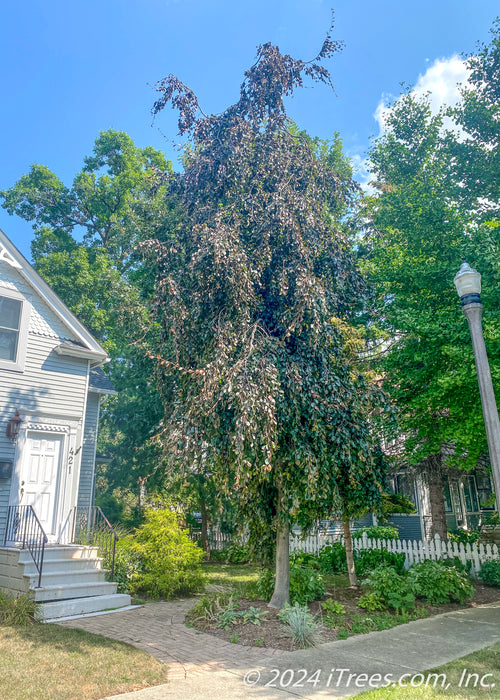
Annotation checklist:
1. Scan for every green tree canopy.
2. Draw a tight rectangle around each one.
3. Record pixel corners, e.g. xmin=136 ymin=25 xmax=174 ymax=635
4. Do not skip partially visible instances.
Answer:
xmin=363 ymin=23 xmax=500 ymax=477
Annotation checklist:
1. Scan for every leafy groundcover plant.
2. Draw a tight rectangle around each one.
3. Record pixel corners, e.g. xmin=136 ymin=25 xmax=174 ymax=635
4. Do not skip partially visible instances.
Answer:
xmin=408 ymin=560 xmax=475 ymax=604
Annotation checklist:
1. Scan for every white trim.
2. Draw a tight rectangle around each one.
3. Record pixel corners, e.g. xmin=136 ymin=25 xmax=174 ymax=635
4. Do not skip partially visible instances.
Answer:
xmin=54 ymin=344 xmax=107 ymax=362
xmin=8 ymin=415 xmax=82 ymax=542
xmin=88 ymin=386 xmax=118 ymax=396
xmin=0 ymin=243 xmax=22 ymax=269
xmin=9 ymin=429 xmax=66 ymax=541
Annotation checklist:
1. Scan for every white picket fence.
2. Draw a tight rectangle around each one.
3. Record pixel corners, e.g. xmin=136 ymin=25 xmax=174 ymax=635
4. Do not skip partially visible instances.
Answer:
xmin=289 ymin=531 xmax=499 ymax=574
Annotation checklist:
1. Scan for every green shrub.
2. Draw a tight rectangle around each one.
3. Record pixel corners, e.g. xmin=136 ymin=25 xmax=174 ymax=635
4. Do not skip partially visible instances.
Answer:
xmin=363 ymin=566 xmax=415 ymax=612
xmin=290 ymin=551 xmax=321 ymax=570
xmin=257 ymin=564 xmax=326 ymax=605
xmin=441 ymin=556 xmax=473 ymax=576
xmin=355 ymin=526 xmax=399 ymax=541
xmin=478 ymin=559 xmax=500 ymax=587
xmin=290 ymin=565 xmax=326 ymax=604
xmin=449 ymin=528 xmax=481 ymax=545
xmin=207 ymin=548 xmax=227 ymax=562
xmin=355 ymin=548 xmax=406 ymax=576
xmin=127 ymin=508 xmax=206 ymax=598
xmin=110 ymin=536 xmax=145 ymax=593
xmin=357 ymin=593 xmax=387 ymax=611
xmin=408 ymin=560 xmax=475 ymax=604
xmin=0 ymin=591 xmax=40 ymax=625
xmin=317 ymin=542 xmax=347 ymax=574
xmin=277 ymin=603 xmax=318 ymax=648
xmin=256 ymin=568 xmax=275 ymax=601
xmin=223 ymin=543 xmax=251 ymax=564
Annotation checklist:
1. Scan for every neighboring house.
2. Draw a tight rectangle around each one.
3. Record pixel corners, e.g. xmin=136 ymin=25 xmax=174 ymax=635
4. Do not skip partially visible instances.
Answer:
xmin=0 ymin=229 xmax=130 ymax=618
xmin=382 ymin=434 xmax=498 ymax=541
xmin=387 ymin=464 xmax=497 ymax=541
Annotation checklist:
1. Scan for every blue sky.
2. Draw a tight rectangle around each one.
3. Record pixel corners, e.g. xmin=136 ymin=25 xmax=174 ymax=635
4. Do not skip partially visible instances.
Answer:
xmin=2 ymin=0 xmax=498 ymax=259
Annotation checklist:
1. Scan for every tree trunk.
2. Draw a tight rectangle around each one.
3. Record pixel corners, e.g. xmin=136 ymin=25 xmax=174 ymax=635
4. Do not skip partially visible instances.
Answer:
xmin=268 ymin=515 xmax=290 ymax=609
xmin=424 ymin=454 xmax=448 ymax=540
xmin=343 ymin=516 xmax=358 ymax=587
xmin=200 ymin=498 xmax=210 ymax=561
xmin=138 ymin=477 xmax=147 ymax=511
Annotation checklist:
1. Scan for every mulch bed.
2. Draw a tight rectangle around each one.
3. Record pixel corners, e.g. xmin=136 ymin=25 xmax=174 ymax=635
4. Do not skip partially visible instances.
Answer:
xmin=187 ymin=583 xmax=500 ymax=652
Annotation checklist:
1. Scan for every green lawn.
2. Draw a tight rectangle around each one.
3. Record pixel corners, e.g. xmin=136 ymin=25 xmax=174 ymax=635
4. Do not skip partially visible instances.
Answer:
xmin=358 ymin=644 xmax=499 ymax=699
xmin=0 ymin=623 xmax=168 ymax=700
xmin=202 ymin=562 xmax=261 ymax=587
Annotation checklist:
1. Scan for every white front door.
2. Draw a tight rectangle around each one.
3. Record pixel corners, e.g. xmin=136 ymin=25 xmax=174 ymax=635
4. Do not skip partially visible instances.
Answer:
xmin=21 ymin=433 xmax=63 ymax=537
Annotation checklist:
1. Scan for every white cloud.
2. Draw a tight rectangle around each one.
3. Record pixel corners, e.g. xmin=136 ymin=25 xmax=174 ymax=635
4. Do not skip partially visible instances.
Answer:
xmin=374 ymin=55 xmax=470 ymax=137
xmin=349 ymin=152 xmax=375 ymax=194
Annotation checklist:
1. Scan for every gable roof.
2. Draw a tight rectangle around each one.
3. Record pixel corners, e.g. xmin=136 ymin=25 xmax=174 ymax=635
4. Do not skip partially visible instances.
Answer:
xmin=0 ymin=228 xmax=108 ymax=366
xmin=89 ymin=366 xmax=117 ymax=395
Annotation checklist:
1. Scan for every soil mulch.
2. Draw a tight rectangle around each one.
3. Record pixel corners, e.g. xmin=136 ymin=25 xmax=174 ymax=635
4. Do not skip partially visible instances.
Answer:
xmin=187 ymin=583 xmax=500 ymax=652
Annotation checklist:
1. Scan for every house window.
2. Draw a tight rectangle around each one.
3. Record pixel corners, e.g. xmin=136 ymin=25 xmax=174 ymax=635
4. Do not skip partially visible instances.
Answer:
xmin=0 ymin=295 xmax=22 ymax=362
xmin=462 ymin=475 xmax=480 ymax=513
xmin=476 ymin=473 xmax=495 ymax=509
xmin=394 ymin=473 xmax=417 ymax=508
xmin=0 ymin=290 xmax=29 ymax=372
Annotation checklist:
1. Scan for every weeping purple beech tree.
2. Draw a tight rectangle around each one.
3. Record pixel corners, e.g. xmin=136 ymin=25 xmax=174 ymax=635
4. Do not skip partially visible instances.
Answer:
xmin=147 ymin=22 xmax=384 ymax=607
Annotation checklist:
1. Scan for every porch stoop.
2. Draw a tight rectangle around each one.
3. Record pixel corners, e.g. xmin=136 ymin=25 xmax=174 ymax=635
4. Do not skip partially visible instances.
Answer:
xmin=9 ymin=545 xmax=130 ymax=620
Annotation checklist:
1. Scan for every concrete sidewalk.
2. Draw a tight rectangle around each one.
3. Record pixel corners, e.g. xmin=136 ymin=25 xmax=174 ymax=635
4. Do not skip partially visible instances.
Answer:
xmin=60 ymin=600 xmax=500 ymax=699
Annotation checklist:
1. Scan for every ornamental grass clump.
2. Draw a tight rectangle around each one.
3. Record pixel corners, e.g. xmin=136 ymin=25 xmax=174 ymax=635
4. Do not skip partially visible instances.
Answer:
xmin=278 ymin=603 xmax=318 ymax=648
xmin=0 ymin=591 xmax=40 ymax=625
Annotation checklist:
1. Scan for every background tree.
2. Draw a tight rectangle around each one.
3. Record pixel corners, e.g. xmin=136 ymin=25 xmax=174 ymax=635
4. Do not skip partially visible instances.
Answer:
xmin=149 ymin=26 xmax=386 ymax=607
xmin=362 ymin=22 xmax=500 ymax=537
xmin=1 ymin=130 xmax=177 ymax=514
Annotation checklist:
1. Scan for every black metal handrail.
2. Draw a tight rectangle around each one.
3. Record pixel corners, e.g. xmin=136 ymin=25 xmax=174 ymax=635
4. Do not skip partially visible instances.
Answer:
xmin=4 ymin=505 xmax=48 ymax=587
xmin=70 ymin=506 xmax=118 ymax=579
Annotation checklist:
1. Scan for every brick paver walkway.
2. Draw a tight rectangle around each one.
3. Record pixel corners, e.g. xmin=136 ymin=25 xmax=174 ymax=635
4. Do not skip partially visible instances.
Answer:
xmin=58 ymin=599 xmax=283 ymax=681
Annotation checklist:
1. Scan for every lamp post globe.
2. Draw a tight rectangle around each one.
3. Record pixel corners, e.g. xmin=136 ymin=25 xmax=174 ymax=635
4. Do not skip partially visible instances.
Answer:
xmin=454 ymin=262 xmax=500 ymax=516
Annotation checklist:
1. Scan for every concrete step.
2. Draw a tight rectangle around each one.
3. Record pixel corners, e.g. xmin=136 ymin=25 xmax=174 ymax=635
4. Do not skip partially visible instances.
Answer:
xmin=39 ymin=593 xmax=131 ymax=621
xmin=33 ymin=580 xmax=117 ymax=602
xmin=27 ymin=568 xmax=110 ymax=588
xmin=19 ymin=546 xmax=100 ymax=564
xmin=23 ymin=557 xmax=104 ymax=576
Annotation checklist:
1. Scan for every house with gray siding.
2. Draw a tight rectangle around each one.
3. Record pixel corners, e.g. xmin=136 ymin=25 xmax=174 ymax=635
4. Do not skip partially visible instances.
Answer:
xmin=0 ymin=229 xmax=129 ymax=618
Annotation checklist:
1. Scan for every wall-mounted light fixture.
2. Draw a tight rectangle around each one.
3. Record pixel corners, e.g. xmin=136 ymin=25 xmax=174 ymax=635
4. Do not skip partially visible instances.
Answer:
xmin=6 ymin=411 xmax=23 ymax=440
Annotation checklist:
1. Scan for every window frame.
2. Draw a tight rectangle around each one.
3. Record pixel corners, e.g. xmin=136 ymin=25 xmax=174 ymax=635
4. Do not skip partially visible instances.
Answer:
xmin=0 ymin=288 xmax=30 ymax=372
